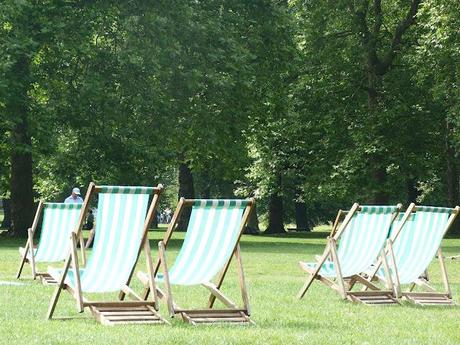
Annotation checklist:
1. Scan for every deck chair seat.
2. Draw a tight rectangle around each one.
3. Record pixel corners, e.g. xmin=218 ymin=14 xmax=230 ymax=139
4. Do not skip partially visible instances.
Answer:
xmin=140 ymin=198 xmax=255 ymax=325
xmin=17 ymin=202 xmax=84 ymax=284
xmin=297 ymin=204 xmax=402 ymax=305
xmin=46 ymin=183 xmax=167 ymax=325
xmin=48 ymin=268 xmax=84 ymax=289
xmin=300 ymin=261 xmax=339 ymax=278
xmin=19 ymin=247 xmax=36 ymax=261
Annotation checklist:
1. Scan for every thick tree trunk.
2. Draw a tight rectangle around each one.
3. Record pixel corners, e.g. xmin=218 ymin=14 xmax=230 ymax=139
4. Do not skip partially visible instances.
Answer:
xmin=1 ymin=199 xmax=12 ymax=230
xmin=295 ymin=201 xmax=309 ymax=231
xmin=177 ymin=162 xmax=195 ymax=231
xmin=10 ymin=116 xmax=34 ymax=237
xmin=406 ymin=178 xmax=420 ymax=204
xmin=446 ymin=121 xmax=460 ymax=234
xmin=244 ymin=204 xmax=260 ymax=234
xmin=367 ymin=68 xmax=389 ymax=205
xmin=202 ymin=183 xmax=211 ymax=199
xmin=265 ymin=193 xmax=285 ymax=234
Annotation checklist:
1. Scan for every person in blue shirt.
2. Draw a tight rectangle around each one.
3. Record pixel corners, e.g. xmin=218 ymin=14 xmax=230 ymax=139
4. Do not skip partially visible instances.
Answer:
xmin=64 ymin=187 xmax=83 ymax=203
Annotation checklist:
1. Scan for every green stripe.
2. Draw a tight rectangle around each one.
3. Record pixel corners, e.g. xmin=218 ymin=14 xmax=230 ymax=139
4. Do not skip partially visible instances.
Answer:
xmin=98 ymin=186 xmax=155 ymax=194
xmin=44 ymin=203 xmax=82 ymax=210
xmin=360 ymin=205 xmax=397 ymax=214
xmin=192 ymin=199 xmax=249 ymax=207
xmin=416 ymin=206 xmax=451 ymax=213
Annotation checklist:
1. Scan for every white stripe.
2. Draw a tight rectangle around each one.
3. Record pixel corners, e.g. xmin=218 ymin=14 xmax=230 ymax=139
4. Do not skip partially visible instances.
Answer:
xmin=81 ymin=194 xmax=113 ymax=290
xmin=192 ymin=200 xmax=231 ymax=283
xmin=168 ymin=206 xmax=205 ymax=283
xmin=198 ymin=201 xmax=242 ymax=283
xmin=176 ymin=201 xmax=218 ymax=284
xmin=103 ymin=194 xmax=134 ymax=291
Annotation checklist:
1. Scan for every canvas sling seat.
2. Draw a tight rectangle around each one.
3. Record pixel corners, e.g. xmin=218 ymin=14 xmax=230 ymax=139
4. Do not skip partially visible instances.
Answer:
xmin=298 ymin=203 xmax=402 ymax=305
xmin=46 ymin=183 xmax=167 ymax=325
xmin=137 ymin=198 xmax=254 ymax=325
xmin=17 ymin=202 xmax=84 ymax=284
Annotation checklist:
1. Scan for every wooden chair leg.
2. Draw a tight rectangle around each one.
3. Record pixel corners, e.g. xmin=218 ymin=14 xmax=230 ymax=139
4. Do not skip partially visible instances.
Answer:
xmin=47 ymin=254 xmax=72 ymax=320
xmin=158 ymin=241 xmax=174 ymax=317
xmin=28 ymin=228 xmax=37 ymax=279
xmin=70 ymin=233 xmax=84 ymax=313
xmin=235 ymin=244 xmax=250 ymax=313
xmin=16 ymin=240 xmax=30 ymax=279
xmin=298 ymin=242 xmax=331 ymax=299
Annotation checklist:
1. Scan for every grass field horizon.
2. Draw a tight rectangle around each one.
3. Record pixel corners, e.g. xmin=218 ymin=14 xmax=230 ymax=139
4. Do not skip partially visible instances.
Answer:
xmin=1 ymin=227 xmax=460 ymax=345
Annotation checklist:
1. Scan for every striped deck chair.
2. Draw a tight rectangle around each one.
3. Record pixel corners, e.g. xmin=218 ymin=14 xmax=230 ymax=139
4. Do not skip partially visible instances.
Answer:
xmin=16 ymin=201 xmax=85 ymax=284
xmin=137 ymin=198 xmax=254 ymax=325
xmin=297 ymin=203 xmax=402 ymax=305
xmin=366 ymin=203 xmax=460 ymax=306
xmin=46 ymin=183 xmax=167 ymax=325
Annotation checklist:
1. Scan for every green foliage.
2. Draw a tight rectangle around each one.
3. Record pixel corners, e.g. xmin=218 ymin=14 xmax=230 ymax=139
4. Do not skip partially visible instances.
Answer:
xmin=0 ymin=0 xmax=458 ymax=228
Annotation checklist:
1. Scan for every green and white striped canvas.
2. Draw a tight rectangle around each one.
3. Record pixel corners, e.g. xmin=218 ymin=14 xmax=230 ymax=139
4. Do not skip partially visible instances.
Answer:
xmin=386 ymin=206 xmax=451 ymax=285
xmin=49 ymin=186 xmax=153 ymax=293
xmin=157 ymin=199 xmax=249 ymax=286
xmin=32 ymin=203 xmax=82 ymax=262
xmin=304 ymin=206 xmax=398 ymax=278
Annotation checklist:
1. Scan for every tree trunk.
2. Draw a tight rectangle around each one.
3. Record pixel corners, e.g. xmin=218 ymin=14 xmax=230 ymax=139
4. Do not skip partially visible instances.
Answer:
xmin=446 ymin=120 xmax=460 ymax=234
xmin=406 ymin=178 xmax=419 ymax=204
xmin=244 ymin=204 xmax=260 ymax=234
xmin=1 ymin=199 xmax=12 ymax=230
xmin=367 ymin=67 xmax=389 ymax=204
xmin=295 ymin=201 xmax=309 ymax=231
xmin=10 ymin=115 xmax=34 ymax=237
xmin=177 ymin=162 xmax=195 ymax=231
xmin=265 ymin=193 xmax=285 ymax=234
xmin=152 ymin=211 xmax=159 ymax=229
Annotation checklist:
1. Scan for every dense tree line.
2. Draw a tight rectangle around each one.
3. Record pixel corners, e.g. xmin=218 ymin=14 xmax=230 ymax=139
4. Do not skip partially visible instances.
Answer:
xmin=0 ymin=0 xmax=458 ymax=236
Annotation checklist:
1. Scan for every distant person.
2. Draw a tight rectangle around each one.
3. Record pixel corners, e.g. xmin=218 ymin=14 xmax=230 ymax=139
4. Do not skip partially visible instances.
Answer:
xmin=165 ymin=208 xmax=172 ymax=223
xmin=84 ymin=209 xmax=96 ymax=249
xmin=83 ymin=209 xmax=94 ymax=230
xmin=65 ymin=187 xmax=83 ymax=204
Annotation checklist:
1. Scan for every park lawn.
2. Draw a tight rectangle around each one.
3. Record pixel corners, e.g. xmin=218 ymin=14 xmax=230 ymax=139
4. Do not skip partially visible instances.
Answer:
xmin=1 ymin=229 xmax=460 ymax=345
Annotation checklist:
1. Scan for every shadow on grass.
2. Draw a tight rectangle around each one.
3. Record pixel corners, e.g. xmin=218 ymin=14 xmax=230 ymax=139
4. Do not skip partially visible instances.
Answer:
xmin=242 ymin=241 xmax=325 ymax=254
xmin=146 ymin=238 xmax=326 ymax=255
xmin=1 ymin=235 xmax=326 ymax=255
xmin=0 ymin=236 xmax=24 ymax=248
xmin=254 ymin=231 xmax=329 ymax=239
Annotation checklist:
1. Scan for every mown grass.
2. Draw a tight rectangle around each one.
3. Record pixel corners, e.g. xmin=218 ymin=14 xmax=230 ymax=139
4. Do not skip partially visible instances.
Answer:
xmin=1 ymin=228 xmax=460 ymax=345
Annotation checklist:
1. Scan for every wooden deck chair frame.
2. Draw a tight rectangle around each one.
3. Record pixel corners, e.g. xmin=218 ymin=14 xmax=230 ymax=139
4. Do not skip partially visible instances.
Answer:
xmin=16 ymin=200 xmax=86 ymax=284
xmin=298 ymin=203 xmax=402 ymax=305
xmin=137 ymin=197 xmax=255 ymax=325
xmin=46 ymin=182 xmax=167 ymax=325
xmin=329 ymin=209 xmax=348 ymax=238
xmin=365 ymin=203 xmax=460 ymax=306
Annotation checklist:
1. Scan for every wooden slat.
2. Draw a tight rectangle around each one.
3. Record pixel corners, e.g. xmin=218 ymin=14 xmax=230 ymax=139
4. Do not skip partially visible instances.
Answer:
xmin=38 ymin=273 xmax=58 ymax=285
xmin=108 ymin=320 xmax=164 ymax=325
xmin=104 ymin=315 xmax=162 ymax=321
xmin=84 ymin=301 xmax=156 ymax=308
xmin=403 ymin=292 xmax=450 ymax=298
xmin=100 ymin=311 xmax=154 ymax=316
xmin=176 ymin=308 xmax=247 ymax=314
xmin=349 ymin=294 xmax=398 ymax=305
xmin=178 ymin=308 xmax=251 ymax=325
xmin=90 ymin=305 xmax=167 ymax=326
xmin=348 ymin=290 xmax=394 ymax=296
xmin=179 ymin=312 xmax=246 ymax=318
xmin=192 ymin=317 xmax=248 ymax=323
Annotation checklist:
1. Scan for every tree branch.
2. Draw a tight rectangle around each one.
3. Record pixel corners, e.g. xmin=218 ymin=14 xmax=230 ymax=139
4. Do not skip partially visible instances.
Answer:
xmin=379 ymin=0 xmax=422 ymax=74
xmin=373 ymin=0 xmax=382 ymax=37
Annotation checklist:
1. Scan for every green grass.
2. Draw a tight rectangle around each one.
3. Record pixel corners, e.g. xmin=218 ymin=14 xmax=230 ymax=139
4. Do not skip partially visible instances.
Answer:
xmin=1 ymin=228 xmax=460 ymax=345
